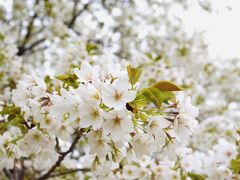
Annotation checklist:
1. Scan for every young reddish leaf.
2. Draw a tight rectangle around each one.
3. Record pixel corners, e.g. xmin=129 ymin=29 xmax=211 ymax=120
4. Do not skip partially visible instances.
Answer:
xmin=152 ymin=81 xmax=182 ymax=91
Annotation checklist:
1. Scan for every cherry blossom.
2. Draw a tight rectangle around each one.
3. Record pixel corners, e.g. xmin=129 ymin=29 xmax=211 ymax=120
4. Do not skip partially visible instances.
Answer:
xmin=101 ymin=78 xmax=136 ymax=110
xmin=103 ymin=110 xmax=133 ymax=141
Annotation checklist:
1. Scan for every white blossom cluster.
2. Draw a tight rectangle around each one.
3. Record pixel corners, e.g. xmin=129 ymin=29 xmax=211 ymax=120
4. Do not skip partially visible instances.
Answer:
xmin=0 ymin=59 xmax=199 ymax=179
xmin=0 ymin=0 xmax=240 ymax=179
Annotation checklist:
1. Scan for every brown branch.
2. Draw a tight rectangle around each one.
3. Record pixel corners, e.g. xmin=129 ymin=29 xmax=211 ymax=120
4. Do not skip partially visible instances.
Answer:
xmin=21 ymin=13 xmax=37 ymax=47
xmin=27 ymin=38 xmax=46 ymax=50
xmin=36 ymin=129 xmax=83 ymax=180
xmin=20 ymin=0 xmax=40 ymax=47
xmin=49 ymin=168 xmax=90 ymax=178
xmin=67 ymin=2 xmax=89 ymax=28
xmin=23 ymin=120 xmax=31 ymax=129
xmin=19 ymin=158 xmax=26 ymax=180
xmin=67 ymin=0 xmax=79 ymax=28
xmin=17 ymin=38 xmax=46 ymax=56
xmin=55 ymin=137 xmax=62 ymax=154
xmin=3 ymin=160 xmax=25 ymax=180
xmin=3 ymin=168 xmax=12 ymax=179
xmin=17 ymin=0 xmax=43 ymax=56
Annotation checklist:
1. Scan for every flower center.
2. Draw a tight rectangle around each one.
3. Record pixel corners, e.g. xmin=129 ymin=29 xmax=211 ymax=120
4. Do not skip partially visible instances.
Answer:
xmin=60 ymin=125 xmax=67 ymax=131
xmin=45 ymin=118 xmax=51 ymax=125
xmin=114 ymin=90 xmax=123 ymax=101
xmin=93 ymin=92 xmax=100 ymax=100
xmin=86 ymin=73 xmax=92 ymax=81
xmin=127 ymin=170 xmax=133 ymax=175
xmin=91 ymin=109 xmax=99 ymax=118
xmin=113 ymin=116 xmax=122 ymax=125
xmin=225 ymin=151 xmax=232 ymax=157
xmin=32 ymin=133 xmax=41 ymax=141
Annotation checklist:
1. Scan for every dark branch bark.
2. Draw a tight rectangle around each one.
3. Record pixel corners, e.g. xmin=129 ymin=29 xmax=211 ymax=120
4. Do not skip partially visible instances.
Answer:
xmin=3 ymin=168 xmax=12 ymax=179
xmin=23 ymin=120 xmax=31 ymax=129
xmin=36 ymin=129 xmax=83 ymax=180
xmin=3 ymin=160 xmax=25 ymax=180
xmin=67 ymin=2 xmax=89 ymax=28
xmin=17 ymin=38 xmax=46 ymax=56
xmin=16 ymin=0 xmax=44 ymax=56
xmin=27 ymin=38 xmax=46 ymax=50
xmin=49 ymin=168 xmax=90 ymax=178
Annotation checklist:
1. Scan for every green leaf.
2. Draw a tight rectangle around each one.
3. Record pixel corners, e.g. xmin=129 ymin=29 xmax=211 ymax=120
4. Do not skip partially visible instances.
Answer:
xmin=0 ymin=72 xmax=4 ymax=81
xmin=188 ymin=173 xmax=206 ymax=180
xmin=44 ymin=0 xmax=54 ymax=16
xmin=177 ymin=45 xmax=189 ymax=57
xmin=145 ymin=52 xmax=163 ymax=62
xmin=131 ymin=92 xmax=148 ymax=108
xmin=141 ymin=87 xmax=163 ymax=109
xmin=160 ymin=91 xmax=175 ymax=102
xmin=0 ymin=33 xmax=4 ymax=41
xmin=55 ymin=74 xmax=79 ymax=88
xmin=0 ymin=52 xmax=5 ymax=66
xmin=0 ymin=106 xmax=21 ymax=115
xmin=0 ymin=105 xmax=26 ymax=134
xmin=44 ymin=75 xmax=51 ymax=84
xmin=230 ymin=155 xmax=240 ymax=174
xmin=86 ymin=43 xmax=98 ymax=55
xmin=152 ymin=80 xmax=182 ymax=91
xmin=131 ymin=88 xmax=175 ymax=109
xmin=7 ymin=114 xmax=16 ymax=121
xmin=127 ymin=65 xmax=142 ymax=86
xmin=139 ymin=112 xmax=148 ymax=122
xmin=99 ymin=103 xmax=113 ymax=112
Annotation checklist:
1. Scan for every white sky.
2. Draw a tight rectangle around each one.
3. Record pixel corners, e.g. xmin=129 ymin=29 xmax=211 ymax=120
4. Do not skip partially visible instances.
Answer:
xmin=181 ymin=0 xmax=240 ymax=59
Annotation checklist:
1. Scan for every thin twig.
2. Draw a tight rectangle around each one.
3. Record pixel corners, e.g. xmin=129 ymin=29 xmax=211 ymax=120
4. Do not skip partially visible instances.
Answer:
xmin=67 ymin=2 xmax=89 ymax=28
xmin=23 ymin=120 xmax=31 ymax=129
xmin=49 ymin=168 xmax=90 ymax=178
xmin=17 ymin=0 xmax=41 ymax=56
xmin=22 ymin=14 xmax=37 ymax=46
xmin=26 ymin=38 xmax=46 ymax=50
xmin=17 ymin=38 xmax=46 ymax=56
xmin=36 ymin=129 xmax=83 ymax=180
